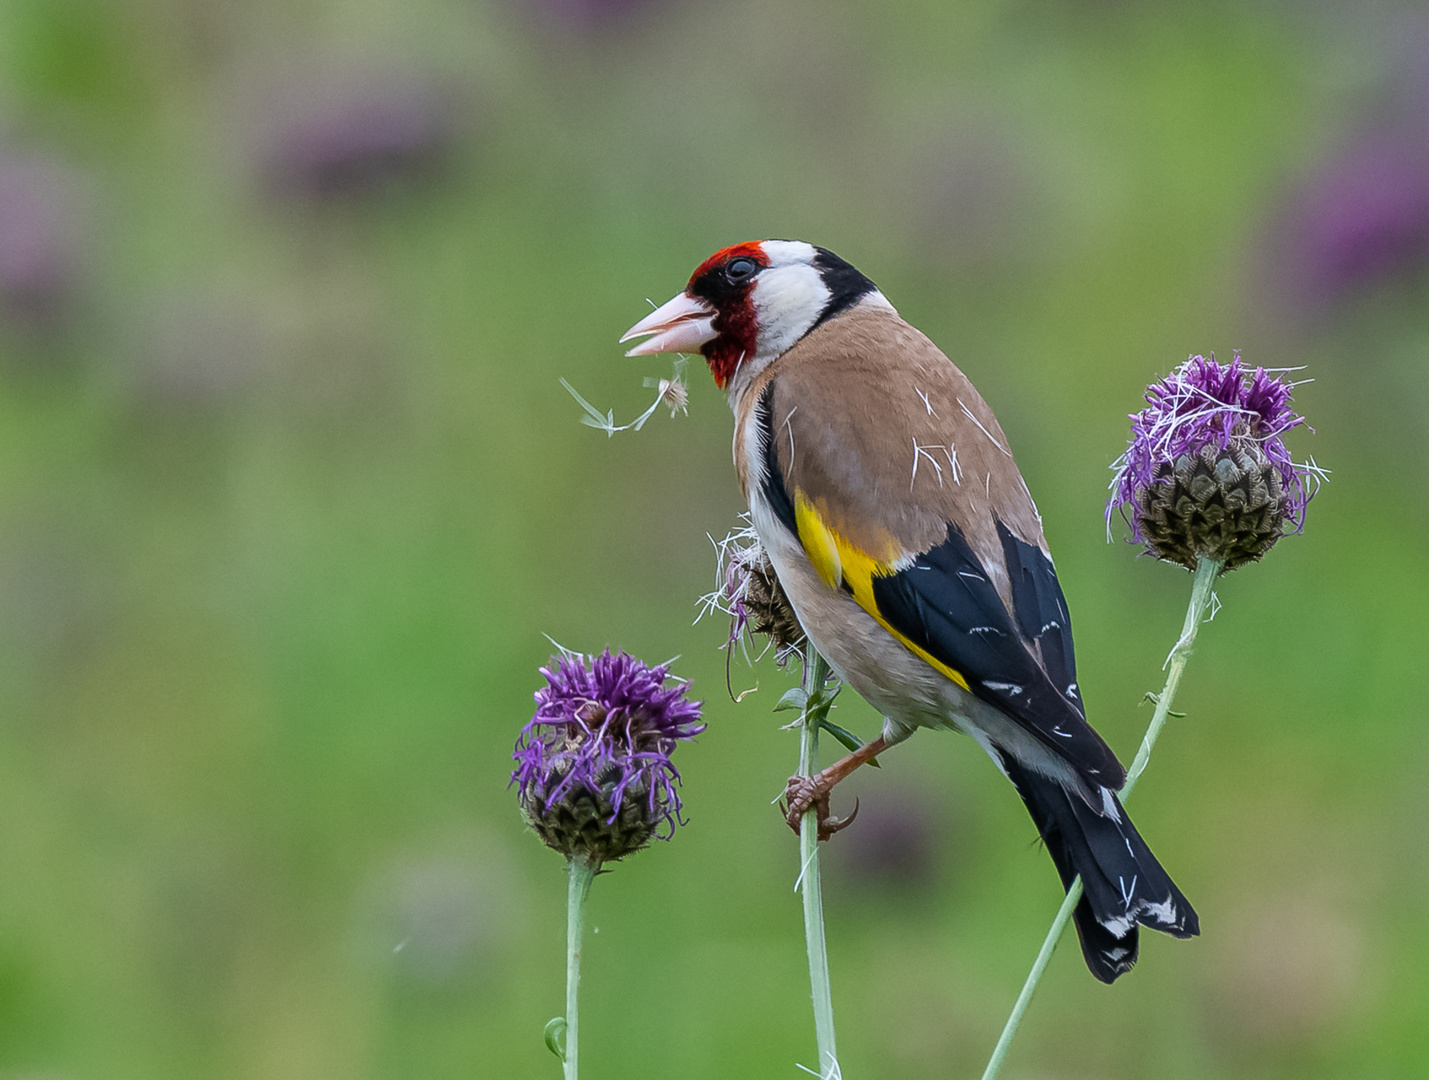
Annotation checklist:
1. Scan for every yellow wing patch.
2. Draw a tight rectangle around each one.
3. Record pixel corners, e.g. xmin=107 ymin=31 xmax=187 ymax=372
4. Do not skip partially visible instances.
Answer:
xmin=793 ymin=491 xmax=971 ymax=693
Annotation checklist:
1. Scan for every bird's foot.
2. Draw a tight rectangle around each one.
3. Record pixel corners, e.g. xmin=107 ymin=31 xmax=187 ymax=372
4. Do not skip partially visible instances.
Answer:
xmin=782 ymin=775 xmax=860 ymax=841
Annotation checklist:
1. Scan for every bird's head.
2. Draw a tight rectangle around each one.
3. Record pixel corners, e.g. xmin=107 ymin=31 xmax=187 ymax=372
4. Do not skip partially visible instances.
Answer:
xmin=620 ymin=240 xmax=884 ymax=394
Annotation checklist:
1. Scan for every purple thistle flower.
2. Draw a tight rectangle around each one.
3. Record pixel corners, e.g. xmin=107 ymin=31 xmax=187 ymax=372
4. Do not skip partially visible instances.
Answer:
xmin=1108 ymin=353 xmax=1324 ymax=570
xmin=512 ymin=648 xmax=704 ymax=864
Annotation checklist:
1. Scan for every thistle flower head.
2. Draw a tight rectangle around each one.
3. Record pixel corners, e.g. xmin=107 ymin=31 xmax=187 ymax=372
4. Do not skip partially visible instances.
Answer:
xmin=699 ymin=519 xmax=804 ymax=663
xmin=512 ymin=648 xmax=704 ymax=864
xmin=1108 ymin=353 xmax=1323 ymax=570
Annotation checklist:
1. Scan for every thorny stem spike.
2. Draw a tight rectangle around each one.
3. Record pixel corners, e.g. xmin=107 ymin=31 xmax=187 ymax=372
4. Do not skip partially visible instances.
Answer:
xmin=797 ymin=646 xmax=841 ymax=1079
xmin=980 ymin=556 xmax=1223 ymax=1080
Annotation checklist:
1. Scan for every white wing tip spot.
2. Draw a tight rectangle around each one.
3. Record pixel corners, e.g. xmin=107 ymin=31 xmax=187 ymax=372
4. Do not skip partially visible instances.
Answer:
xmin=1141 ymin=897 xmax=1180 ymax=926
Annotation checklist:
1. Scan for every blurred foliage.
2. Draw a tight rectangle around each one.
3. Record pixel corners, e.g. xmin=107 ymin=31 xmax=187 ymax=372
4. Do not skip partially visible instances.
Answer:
xmin=0 ymin=0 xmax=1425 ymax=1077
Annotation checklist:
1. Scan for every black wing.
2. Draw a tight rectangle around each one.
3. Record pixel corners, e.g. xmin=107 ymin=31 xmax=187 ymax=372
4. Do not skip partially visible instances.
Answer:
xmin=869 ymin=522 xmax=1125 ymax=787
xmin=999 ymin=521 xmax=1080 ymax=710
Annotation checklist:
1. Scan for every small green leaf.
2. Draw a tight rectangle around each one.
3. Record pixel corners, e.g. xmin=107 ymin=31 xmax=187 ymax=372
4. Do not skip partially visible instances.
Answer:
xmin=818 ymin=719 xmax=862 ymax=750
xmin=774 ymin=688 xmax=808 ymax=713
xmin=803 ymin=681 xmax=842 ymax=720
xmin=819 ymin=720 xmax=879 ymax=765
xmin=544 ymin=1017 xmax=567 ymax=1062
xmin=1142 ymin=691 xmax=1186 ymax=717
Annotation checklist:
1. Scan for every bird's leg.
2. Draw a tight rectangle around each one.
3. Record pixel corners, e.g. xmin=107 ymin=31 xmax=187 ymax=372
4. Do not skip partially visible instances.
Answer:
xmin=783 ymin=736 xmax=889 ymax=840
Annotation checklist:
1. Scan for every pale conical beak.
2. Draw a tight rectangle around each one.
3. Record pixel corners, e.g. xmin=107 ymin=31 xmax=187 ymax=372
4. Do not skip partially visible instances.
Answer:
xmin=619 ymin=292 xmax=717 ymax=356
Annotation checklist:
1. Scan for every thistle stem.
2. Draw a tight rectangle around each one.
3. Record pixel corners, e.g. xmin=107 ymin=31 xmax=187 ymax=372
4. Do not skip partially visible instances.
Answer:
xmin=563 ymin=853 xmax=597 ymax=1080
xmin=798 ymin=647 xmax=840 ymax=1079
xmin=980 ymin=556 xmax=1223 ymax=1080
xmin=1123 ymin=557 xmax=1223 ymax=798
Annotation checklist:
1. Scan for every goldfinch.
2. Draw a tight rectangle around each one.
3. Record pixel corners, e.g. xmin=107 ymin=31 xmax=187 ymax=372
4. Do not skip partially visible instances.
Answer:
xmin=620 ymin=240 xmax=1198 ymax=982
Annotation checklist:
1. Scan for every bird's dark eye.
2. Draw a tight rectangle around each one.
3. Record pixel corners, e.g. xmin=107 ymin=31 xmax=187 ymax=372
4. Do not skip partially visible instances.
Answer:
xmin=725 ymin=257 xmax=758 ymax=283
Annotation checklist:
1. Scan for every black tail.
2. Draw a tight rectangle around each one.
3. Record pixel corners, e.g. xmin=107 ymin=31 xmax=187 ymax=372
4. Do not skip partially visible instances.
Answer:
xmin=1000 ymin=756 xmax=1198 ymax=983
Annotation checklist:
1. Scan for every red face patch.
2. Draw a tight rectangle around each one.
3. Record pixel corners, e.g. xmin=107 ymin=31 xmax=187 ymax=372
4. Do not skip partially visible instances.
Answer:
xmin=686 ymin=241 xmax=769 ymax=291
xmin=685 ymin=242 xmax=770 ymax=390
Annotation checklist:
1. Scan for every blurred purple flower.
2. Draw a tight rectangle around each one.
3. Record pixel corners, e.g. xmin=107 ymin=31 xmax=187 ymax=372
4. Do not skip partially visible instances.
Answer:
xmin=1275 ymin=137 xmax=1429 ymax=306
xmin=1108 ymin=353 xmax=1323 ymax=570
xmin=512 ymin=648 xmax=704 ymax=863
xmin=517 ymin=0 xmax=661 ymax=31
xmin=257 ymin=75 xmax=454 ymax=201
xmin=0 ymin=152 xmax=83 ymax=325
xmin=828 ymin=788 xmax=942 ymax=893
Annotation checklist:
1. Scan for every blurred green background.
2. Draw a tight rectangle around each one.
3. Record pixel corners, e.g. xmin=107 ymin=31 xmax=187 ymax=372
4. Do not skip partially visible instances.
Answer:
xmin=0 ymin=0 xmax=1426 ymax=1077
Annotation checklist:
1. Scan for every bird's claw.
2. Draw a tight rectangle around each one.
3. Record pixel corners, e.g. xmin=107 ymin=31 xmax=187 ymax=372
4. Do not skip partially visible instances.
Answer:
xmin=822 ymin=797 xmax=860 ymax=838
xmin=782 ymin=776 xmax=860 ymax=841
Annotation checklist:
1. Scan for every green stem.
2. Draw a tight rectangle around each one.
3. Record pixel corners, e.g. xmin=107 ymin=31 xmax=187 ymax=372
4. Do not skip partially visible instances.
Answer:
xmin=563 ymin=853 xmax=597 ymax=1080
xmin=1123 ymin=557 xmax=1223 ymax=799
xmin=798 ymin=647 xmax=840 ymax=1079
xmin=980 ymin=556 xmax=1222 ymax=1080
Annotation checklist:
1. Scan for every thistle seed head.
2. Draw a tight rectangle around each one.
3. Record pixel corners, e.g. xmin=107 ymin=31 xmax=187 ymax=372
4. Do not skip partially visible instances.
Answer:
xmin=1109 ymin=353 xmax=1322 ymax=570
xmin=702 ymin=520 xmax=805 ymax=662
xmin=1134 ymin=438 xmax=1287 ymax=570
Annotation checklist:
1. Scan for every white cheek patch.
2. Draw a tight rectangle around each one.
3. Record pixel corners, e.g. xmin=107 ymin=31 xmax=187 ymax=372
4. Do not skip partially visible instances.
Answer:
xmin=750 ymin=263 xmax=831 ymax=358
